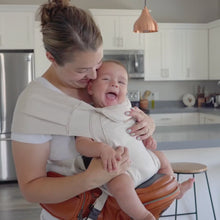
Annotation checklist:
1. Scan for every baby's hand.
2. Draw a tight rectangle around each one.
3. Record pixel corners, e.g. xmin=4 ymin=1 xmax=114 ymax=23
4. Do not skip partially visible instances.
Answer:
xmin=100 ymin=145 xmax=118 ymax=172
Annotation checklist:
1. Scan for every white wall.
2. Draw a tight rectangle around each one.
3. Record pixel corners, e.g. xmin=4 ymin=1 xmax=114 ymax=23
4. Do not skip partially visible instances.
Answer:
xmin=161 ymin=147 xmax=220 ymax=220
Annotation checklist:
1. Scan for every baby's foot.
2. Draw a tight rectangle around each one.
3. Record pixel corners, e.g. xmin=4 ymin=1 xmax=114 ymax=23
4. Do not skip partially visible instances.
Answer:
xmin=177 ymin=178 xmax=195 ymax=199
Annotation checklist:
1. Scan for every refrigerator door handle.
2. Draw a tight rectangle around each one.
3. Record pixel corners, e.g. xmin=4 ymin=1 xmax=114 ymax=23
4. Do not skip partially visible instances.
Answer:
xmin=0 ymin=53 xmax=6 ymax=133
xmin=0 ymin=137 xmax=11 ymax=141
xmin=27 ymin=53 xmax=35 ymax=81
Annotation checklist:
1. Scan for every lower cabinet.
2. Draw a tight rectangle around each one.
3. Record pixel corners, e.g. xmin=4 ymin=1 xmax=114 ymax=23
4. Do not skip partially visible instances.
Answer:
xmin=151 ymin=112 xmax=220 ymax=126
xmin=199 ymin=113 xmax=220 ymax=124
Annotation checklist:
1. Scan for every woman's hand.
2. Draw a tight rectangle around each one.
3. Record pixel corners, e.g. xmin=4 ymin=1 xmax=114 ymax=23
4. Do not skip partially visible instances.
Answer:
xmin=142 ymin=136 xmax=157 ymax=151
xmin=85 ymin=147 xmax=130 ymax=188
xmin=125 ymin=107 xmax=155 ymax=141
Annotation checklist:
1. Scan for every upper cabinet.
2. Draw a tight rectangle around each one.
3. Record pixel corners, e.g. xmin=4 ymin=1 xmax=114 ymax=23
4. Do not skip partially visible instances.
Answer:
xmin=145 ymin=24 xmax=208 ymax=81
xmin=90 ymin=9 xmax=144 ymax=50
xmin=209 ymin=20 xmax=220 ymax=80
xmin=145 ymin=29 xmax=184 ymax=80
xmin=0 ymin=5 xmax=36 ymax=49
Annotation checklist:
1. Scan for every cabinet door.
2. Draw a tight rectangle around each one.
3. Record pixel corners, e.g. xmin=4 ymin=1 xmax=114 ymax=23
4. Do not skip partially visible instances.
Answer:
xmin=145 ymin=32 xmax=162 ymax=80
xmin=201 ymin=114 xmax=220 ymax=124
xmin=181 ymin=113 xmax=200 ymax=125
xmin=185 ymin=30 xmax=208 ymax=80
xmin=93 ymin=14 xmax=144 ymax=50
xmin=209 ymin=26 xmax=220 ymax=80
xmin=145 ymin=29 xmax=184 ymax=81
xmin=162 ymin=30 xmax=184 ymax=80
xmin=34 ymin=22 xmax=50 ymax=78
xmin=93 ymin=15 xmax=119 ymax=50
xmin=0 ymin=12 xmax=34 ymax=49
xmin=120 ymin=16 xmax=145 ymax=50
xmin=151 ymin=113 xmax=183 ymax=126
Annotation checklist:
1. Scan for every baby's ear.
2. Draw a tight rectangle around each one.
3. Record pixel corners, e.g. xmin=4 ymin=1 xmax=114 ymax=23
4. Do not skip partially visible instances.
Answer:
xmin=87 ymin=81 xmax=93 ymax=95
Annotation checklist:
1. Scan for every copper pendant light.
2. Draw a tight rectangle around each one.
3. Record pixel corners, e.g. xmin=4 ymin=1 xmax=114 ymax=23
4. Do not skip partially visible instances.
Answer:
xmin=134 ymin=0 xmax=158 ymax=33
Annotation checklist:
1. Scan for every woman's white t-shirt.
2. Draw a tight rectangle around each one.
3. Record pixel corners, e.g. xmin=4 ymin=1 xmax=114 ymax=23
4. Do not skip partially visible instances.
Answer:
xmin=11 ymin=77 xmax=80 ymax=220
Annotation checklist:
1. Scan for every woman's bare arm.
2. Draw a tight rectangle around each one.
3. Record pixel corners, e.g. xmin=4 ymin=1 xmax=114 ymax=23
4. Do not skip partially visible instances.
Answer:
xmin=12 ymin=141 xmax=129 ymax=204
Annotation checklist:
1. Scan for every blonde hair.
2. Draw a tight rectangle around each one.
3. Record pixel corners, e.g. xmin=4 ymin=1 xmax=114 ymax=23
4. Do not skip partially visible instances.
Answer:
xmin=39 ymin=0 xmax=102 ymax=66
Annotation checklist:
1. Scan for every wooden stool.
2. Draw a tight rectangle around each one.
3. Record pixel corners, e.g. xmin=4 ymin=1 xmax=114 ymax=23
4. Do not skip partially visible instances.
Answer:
xmin=168 ymin=162 xmax=216 ymax=220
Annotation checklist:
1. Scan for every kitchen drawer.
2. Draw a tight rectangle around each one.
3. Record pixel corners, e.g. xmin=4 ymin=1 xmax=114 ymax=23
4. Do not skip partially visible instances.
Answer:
xmin=200 ymin=113 xmax=220 ymax=124
xmin=151 ymin=112 xmax=200 ymax=126
xmin=151 ymin=113 xmax=183 ymax=126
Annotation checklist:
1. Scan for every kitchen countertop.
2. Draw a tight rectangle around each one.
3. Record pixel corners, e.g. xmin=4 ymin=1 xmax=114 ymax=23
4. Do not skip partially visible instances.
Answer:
xmin=147 ymin=104 xmax=220 ymax=150
xmin=154 ymin=124 xmax=220 ymax=151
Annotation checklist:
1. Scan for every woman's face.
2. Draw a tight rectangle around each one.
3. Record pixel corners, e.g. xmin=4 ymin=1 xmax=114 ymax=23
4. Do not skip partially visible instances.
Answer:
xmin=54 ymin=46 xmax=103 ymax=89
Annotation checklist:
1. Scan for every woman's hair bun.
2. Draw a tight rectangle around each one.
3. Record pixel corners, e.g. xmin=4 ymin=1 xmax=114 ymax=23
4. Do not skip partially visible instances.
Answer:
xmin=51 ymin=0 xmax=70 ymax=7
xmin=40 ymin=0 xmax=70 ymax=27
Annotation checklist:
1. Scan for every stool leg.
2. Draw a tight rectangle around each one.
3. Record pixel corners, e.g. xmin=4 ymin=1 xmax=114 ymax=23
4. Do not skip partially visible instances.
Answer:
xmin=192 ymin=174 xmax=198 ymax=220
xmin=204 ymin=171 xmax=216 ymax=220
xmin=174 ymin=173 xmax=179 ymax=220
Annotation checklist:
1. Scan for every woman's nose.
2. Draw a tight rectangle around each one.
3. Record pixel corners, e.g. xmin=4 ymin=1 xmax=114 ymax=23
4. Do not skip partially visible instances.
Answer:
xmin=88 ymin=68 xmax=97 ymax=80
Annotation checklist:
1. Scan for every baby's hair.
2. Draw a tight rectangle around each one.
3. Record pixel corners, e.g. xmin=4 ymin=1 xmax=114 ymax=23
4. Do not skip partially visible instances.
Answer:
xmin=39 ymin=0 xmax=102 ymax=66
xmin=102 ymin=60 xmax=128 ymax=75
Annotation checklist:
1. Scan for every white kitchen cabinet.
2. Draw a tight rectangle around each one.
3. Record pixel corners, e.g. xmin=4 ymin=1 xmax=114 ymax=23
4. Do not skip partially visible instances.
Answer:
xmin=151 ymin=112 xmax=220 ymax=126
xmin=90 ymin=9 xmax=144 ymax=50
xmin=181 ymin=112 xmax=200 ymax=125
xmin=151 ymin=112 xmax=200 ymax=126
xmin=145 ymin=24 xmax=208 ymax=81
xmin=184 ymin=29 xmax=208 ymax=80
xmin=151 ymin=113 xmax=183 ymax=126
xmin=0 ymin=6 xmax=36 ymax=49
xmin=145 ymin=29 xmax=184 ymax=80
xmin=199 ymin=113 xmax=220 ymax=124
xmin=209 ymin=20 xmax=220 ymax=80
xmin=34 ymin=21 xmax=51 ymax=78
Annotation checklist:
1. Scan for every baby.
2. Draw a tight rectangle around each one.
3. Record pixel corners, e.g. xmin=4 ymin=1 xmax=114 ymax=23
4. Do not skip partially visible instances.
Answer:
xmin=75 ymin=60 xmax=194 ymax=220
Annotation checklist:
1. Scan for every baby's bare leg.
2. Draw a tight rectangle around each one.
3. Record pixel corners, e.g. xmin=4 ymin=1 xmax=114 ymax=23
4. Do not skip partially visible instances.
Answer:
xmin=153 ymin=151 xmax=194 ymax=199
xmin=153 ymin=151 xmax=173 ymax=176
xmin=107 ymin=174 xmax=155 ymax=220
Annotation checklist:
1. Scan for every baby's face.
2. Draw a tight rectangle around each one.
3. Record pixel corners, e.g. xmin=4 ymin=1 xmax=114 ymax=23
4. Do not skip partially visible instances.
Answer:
xmin=88 ymin=62 xmax=128 ymax=107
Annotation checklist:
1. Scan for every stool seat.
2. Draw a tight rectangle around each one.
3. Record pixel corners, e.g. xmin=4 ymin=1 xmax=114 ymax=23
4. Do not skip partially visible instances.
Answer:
xmin=171 ymin=162 xmax=207 ymax=174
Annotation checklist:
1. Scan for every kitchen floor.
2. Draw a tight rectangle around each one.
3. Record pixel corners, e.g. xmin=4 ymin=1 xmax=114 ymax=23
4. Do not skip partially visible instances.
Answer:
xmin=0 ymin=181 xmax=41 ymax=220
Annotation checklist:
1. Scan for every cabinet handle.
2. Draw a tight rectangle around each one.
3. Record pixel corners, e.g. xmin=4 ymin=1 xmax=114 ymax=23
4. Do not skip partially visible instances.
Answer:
xmin=161 ymin=118 xmax=172 ymax=121
xmin=117 ymin=37 xmax=122 ymax=47
xmin=161 ymin=68 xmax=169 ymax=78
xmin=120 ymin=38 xmax=123 ymax=47
xmin=186 ymin=68 xmax=190 ymax=78
xmin=113 ymin=37 xmax=116 ymax=47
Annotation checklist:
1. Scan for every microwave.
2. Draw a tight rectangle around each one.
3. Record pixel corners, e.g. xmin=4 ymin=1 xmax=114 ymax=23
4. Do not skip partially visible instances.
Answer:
xmin=103 ymin=50 xmax=144 ymax=79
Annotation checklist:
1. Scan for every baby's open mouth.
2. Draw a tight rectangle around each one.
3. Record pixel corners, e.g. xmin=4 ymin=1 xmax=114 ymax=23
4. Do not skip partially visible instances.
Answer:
xmin=106 ymin=92 xmax=117 ymax=100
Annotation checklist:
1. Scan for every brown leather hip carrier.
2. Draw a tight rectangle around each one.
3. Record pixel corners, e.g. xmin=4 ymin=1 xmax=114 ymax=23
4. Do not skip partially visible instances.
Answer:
xmin=40 ymin=172 xmax=180 ymax=220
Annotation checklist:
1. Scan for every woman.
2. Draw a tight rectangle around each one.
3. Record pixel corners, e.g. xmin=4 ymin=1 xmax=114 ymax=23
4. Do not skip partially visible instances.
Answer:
xmin=12 ymin=1 xmax=155 ymax=219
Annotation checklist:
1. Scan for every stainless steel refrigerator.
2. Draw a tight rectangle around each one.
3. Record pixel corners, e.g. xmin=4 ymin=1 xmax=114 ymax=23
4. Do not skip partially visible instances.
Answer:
xmin=0 ymin=50 xmax=34 ymax=181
